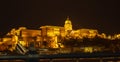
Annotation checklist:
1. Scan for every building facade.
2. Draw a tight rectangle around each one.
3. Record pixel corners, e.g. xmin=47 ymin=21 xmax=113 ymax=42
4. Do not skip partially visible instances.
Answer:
xmin=0 ymin=17 xmax=104 ymax=50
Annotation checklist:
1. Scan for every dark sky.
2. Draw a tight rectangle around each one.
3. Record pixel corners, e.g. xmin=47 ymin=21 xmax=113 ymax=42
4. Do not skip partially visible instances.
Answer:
xmin=0 ymin=0 xmax=120 ymax=36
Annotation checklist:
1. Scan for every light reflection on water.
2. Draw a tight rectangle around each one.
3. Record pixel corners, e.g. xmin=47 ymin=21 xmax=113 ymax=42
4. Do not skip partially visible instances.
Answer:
xmin=0 ymin=58 xmax=120 ymax=62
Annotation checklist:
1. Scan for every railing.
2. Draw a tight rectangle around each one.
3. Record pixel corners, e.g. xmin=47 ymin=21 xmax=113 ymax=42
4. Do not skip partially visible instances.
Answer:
xmin=0 ymin=53 xmax=120 ymax=62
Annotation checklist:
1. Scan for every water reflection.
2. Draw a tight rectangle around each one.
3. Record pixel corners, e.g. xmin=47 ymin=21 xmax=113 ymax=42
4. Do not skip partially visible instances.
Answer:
xmin=0 ymin=58 xmax=120 ymax=62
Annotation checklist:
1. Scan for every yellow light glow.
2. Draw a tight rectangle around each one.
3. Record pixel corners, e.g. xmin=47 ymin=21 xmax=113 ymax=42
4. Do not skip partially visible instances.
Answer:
xmin=1 ymin=17 xmax=120 ymax=51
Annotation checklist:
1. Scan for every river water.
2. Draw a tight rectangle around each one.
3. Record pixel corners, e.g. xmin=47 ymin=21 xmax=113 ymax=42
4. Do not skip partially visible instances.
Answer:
xmin=0 ymin=58 xmax=120 ymax=62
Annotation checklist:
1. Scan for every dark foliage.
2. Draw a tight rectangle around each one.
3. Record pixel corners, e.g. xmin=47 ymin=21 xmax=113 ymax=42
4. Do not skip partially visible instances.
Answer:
xmin=62 ymin=37 xmax=120 ymax=52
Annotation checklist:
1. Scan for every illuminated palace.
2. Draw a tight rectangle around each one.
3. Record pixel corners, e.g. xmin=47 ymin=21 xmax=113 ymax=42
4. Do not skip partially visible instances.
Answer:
xmin=1 ymin=17 xmax=120 ymax=51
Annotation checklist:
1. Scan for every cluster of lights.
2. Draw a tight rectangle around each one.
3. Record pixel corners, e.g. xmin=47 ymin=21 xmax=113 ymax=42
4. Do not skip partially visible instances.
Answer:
xmin=0 ymin=17 xmax=120 ymax=52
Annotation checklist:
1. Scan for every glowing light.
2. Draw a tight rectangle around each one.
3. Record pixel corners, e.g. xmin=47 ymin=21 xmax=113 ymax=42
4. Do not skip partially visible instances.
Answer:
xmin=0 ymin=17 xmax=120 ymax=51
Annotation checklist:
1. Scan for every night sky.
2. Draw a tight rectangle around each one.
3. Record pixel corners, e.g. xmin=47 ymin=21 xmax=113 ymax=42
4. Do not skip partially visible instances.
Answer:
xmin=0 ymin=0 xmax=120 ymax=36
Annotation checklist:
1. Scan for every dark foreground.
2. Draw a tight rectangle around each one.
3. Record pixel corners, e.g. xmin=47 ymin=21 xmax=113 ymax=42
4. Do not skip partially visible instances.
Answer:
xmin=1 ymin=53 xmax=120 ymax=62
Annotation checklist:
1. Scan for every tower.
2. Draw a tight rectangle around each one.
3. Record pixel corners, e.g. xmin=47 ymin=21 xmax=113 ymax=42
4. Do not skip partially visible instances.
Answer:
xmin=64 ymin=16 xmax=72 ymax=32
